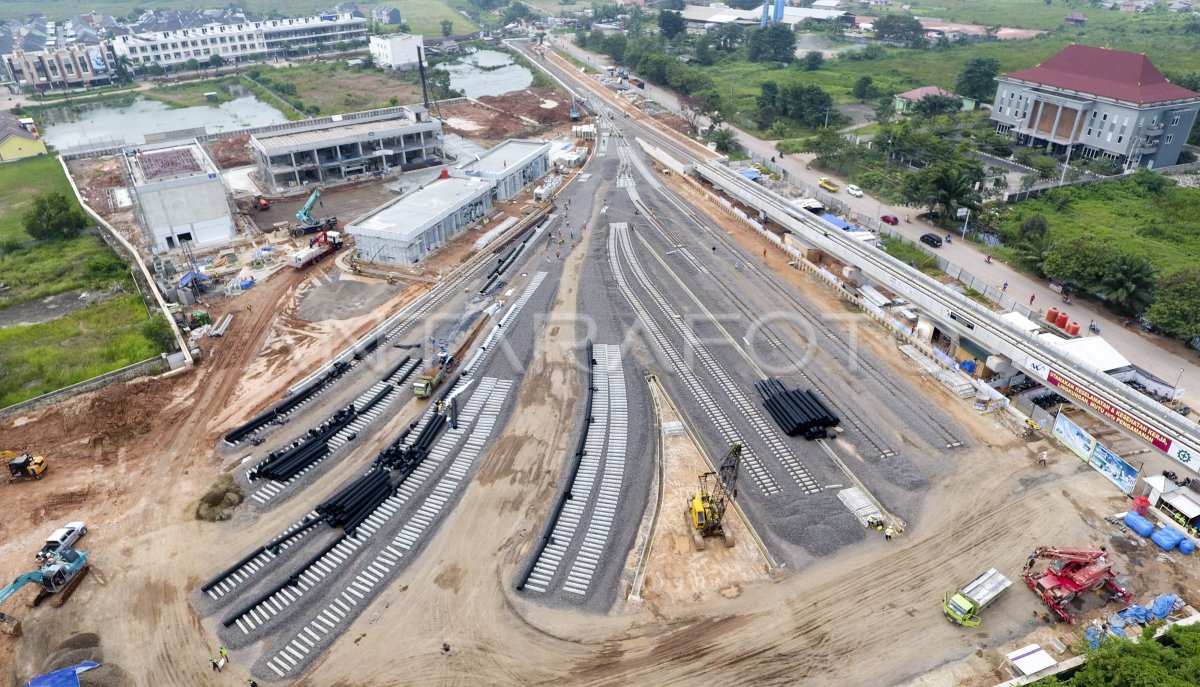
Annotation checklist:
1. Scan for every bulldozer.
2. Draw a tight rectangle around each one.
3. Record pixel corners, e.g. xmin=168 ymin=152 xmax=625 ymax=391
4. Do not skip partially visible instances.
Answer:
xmin=687 ymin=443 xmax=741 ymax=551
xmin=4 ymin=451 xmax=46 ymax=482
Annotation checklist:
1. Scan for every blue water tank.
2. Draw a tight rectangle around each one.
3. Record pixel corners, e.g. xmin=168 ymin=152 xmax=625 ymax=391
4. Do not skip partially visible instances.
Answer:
xmin=1123 ymin=511 xmax=1155 ymax=537
xmin=1151 ymin=528 xmax=1179 ymax=551
xmin=1180 ymin=539 xmax=1196 ymax=555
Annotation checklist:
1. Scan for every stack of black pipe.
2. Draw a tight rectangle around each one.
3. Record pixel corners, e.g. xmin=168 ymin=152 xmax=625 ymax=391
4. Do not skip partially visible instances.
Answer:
xmin=221 ymin=358 xmax=351 ymax=444
xmin=756 ymin=377 xmax=841 ymax=440
xmin=315 ymin=467 xmax=393 ymax=536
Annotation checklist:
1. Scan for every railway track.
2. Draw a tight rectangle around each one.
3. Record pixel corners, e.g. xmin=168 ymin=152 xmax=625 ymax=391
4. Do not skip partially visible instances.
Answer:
xmin=522 ymin=344 xmax=628 ymax=596
xmin=623 ymin=140 xmax=964 ymax=452
xmin=247 ymin=357 xmax=424 ymax=507
xmin=262 ymin=378 xmax=514 ymax=679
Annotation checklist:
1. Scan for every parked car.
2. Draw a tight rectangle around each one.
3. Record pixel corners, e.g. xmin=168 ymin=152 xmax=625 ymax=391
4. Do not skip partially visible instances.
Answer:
xmin=37 ymin=521 xmax=87 ymax=563
xmin=881 ymin=215 xmax=899 ymax=225
xmin=846 ymin=184 xmax=864 ymax=197
xmin=818 ymin=177 xmax=840 ymax=192
xmin=920 ymin=233 xmax=943 ymax=248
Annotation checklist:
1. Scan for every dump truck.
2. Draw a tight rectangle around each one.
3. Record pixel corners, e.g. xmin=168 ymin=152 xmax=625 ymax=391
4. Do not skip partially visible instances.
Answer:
xmin=943 ymin=568 xmax=1012 ymax=626
xmin=412 ymin=315 xmax=492 ymax=399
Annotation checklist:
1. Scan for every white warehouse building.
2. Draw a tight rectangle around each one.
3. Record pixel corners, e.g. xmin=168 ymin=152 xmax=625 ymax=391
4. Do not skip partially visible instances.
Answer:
xmin=454 ymin=139 xmax=552 ymax=201
xmin=369 ymin=33 xmax=422 ymax=70
xmin=128 ymin=143 xmax=235 ymax=252
xmin=347 ymin=176 xmax=494 ymax=265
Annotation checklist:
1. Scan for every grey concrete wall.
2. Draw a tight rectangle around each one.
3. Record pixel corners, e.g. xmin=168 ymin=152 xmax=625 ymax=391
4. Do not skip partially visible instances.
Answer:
xmin=0 ymin=355 xmax=169 ymax=418
xmin=137 ymin=178 xmax=234 ymax=249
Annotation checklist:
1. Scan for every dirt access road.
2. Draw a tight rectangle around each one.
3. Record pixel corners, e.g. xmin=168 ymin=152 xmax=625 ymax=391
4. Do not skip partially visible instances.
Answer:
xmin=3 ymin=163 xmax=1197 ymax=685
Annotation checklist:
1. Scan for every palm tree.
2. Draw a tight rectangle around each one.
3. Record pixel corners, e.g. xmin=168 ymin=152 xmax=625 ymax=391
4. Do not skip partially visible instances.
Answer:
xmin=709 ymin=126 xmax=736 ymax=153
xmin=1015 ymin=233 xmax=1053 ymax=277
xmin=1100 ymin=254 xmax=1157 ymax=315
xmin=930 ymin=166 xmax=980 ymax=227
xmin=114 ymin=55 xmax=133 ymax=83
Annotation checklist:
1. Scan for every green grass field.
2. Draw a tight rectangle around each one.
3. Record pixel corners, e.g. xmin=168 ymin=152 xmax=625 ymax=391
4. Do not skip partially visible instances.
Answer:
xmin=256 ymin=63 xmax=421 ymax=115
xmin=0 ymin=235 xmax=134 ymax=308
xmin=144 ymin=77 xmax=243 ymax=108
xmin=395 ymin=0 xmax=479 ymax=37
xmin=1000 ymin=176 xmax=1200 ymax=275
xmin=0 ymin=156 xmax=77 ymax=243
xmin=0 ymin=295 xmax=157 ymax=407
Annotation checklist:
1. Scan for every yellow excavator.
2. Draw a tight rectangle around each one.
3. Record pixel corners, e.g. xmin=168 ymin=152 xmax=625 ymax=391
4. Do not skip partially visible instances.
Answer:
xmin=687 ymin=443 xmax=741 ymax=551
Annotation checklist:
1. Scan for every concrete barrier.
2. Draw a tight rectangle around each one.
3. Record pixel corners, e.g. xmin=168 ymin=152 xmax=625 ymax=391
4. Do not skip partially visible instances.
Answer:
xmin=0 ymin=355 xmax=169 ymax=419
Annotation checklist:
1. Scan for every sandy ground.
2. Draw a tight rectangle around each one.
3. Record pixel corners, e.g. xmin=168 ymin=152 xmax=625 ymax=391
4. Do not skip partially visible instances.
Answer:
xmin=4 ymin=148 xmax=1200 ymax=687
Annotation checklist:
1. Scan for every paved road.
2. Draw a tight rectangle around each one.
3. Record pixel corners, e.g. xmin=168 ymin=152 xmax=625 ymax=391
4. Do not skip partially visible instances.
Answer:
xmin=550 ymin=37 xmax=1200 ymax=411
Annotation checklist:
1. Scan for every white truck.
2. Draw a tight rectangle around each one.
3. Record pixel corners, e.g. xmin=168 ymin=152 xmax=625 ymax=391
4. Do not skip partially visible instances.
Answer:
xmin=943 ymin=568 xmax=1012 ymax=627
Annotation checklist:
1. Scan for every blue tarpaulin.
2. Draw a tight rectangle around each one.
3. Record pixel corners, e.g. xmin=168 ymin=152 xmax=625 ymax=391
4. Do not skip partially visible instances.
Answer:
xmin=1085 ymin=626 xmax=1106 ymax=648
xmin=1150 ymin=594 xmax=1181 ymax=619
xmin=737 ymin=168 xmax=762 ymax=181
xmin=25 ymin=662 xmax=99 ymax=687
xmin=179 ymin=271 xmax=211 ymax=287
xmin=819 ymin=213 xmax=851 ymax=231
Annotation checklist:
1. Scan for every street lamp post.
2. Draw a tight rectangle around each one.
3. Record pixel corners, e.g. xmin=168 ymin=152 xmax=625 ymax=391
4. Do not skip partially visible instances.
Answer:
xmin=1174 ymin=367 xmax=1185 ymax=402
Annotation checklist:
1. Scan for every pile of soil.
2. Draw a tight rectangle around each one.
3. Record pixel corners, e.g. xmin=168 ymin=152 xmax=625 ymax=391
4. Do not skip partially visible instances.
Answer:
xmin=204 ymin=135 xmax=253 ymax=169
xmin=25 ymin=632 xmax=130 ymax=687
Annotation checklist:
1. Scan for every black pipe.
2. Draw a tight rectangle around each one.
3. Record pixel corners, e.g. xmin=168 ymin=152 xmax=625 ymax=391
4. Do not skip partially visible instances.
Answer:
xmin=201 ymin=546 xmax=266 ymax=593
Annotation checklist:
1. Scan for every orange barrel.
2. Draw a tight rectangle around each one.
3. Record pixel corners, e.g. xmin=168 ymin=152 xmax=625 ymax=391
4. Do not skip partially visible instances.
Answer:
xmin=1067 ymin=321 xmax=1081 ymax=336
xmin=1045 ymin=307 xmax=1059 ymax=323
xmin=1056 ymin=312 xmax=1069 ymax=328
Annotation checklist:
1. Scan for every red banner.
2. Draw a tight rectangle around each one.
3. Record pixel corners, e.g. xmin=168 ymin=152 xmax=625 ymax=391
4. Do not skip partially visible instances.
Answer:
xmin=1046 ymin=370 xmax=1173 ymax=452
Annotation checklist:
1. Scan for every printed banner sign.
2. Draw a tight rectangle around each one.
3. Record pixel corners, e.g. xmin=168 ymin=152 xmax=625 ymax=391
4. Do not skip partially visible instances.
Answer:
xmin=1052 ymin=412 xmax=1095 ymax=461
xmin=1045 ymin=370 xmax=1173 ymax=452
xmin=1089 ymin=442 xmax=1139 ymax=494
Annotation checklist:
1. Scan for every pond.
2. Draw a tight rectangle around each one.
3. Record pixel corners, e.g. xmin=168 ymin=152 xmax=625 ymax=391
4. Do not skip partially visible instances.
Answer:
xmin=39 ymin=95 xmax=288 ymax=150
xmin=437 ymin=49 xmax=533 ymax=99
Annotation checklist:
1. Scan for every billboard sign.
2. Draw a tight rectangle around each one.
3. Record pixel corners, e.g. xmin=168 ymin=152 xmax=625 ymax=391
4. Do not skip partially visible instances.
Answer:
xmin=1089 ymin=442 xmax=1139 ymax=494
xmin=88 ymin=49 xmax=108 ymax=75
xmin=1052 ymin=412 xmax=1095 ymax=461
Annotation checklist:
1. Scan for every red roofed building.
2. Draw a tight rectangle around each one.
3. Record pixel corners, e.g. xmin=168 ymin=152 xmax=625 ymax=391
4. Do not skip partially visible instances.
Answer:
xmin=991 ymin=44 xmax=1200 ymax=169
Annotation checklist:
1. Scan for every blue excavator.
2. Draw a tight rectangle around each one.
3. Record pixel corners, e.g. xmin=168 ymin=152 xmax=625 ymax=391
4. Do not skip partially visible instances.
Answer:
xmin=0 ymin=549 xmax=89 ymax=635
xmin=289 ymin=188 xmax=339 ymax=238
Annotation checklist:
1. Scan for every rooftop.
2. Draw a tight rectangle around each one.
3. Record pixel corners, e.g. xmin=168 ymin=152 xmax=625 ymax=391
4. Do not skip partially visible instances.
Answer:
xmin=1004 ymin=44 xmax=1200 ymax=105
xmin=457 ymin=139 xmax=550 ymax=177
xmin=896 ymin=86 xmax=954 ymax=101
xmin=348 ymin=176 xmax=493 ymax=242
xmin=252 ymin=113 xmax=432 ymax=155
xmin=0 ymin=112 xmax=38 ymax=143
xmin=130 ymin=143 xmax=217 ymax=184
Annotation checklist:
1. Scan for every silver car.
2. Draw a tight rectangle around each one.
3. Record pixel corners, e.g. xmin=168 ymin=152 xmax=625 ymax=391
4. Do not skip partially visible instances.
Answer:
xmin=37 ymin=521 xmax=87 ymax=563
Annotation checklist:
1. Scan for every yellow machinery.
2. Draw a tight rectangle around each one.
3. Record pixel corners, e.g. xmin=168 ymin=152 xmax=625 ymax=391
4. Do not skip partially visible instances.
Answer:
xmin=687 ymin=443 xmax=741 ymax=550
xmin=5 ymin=451 xmax=47 ymax=482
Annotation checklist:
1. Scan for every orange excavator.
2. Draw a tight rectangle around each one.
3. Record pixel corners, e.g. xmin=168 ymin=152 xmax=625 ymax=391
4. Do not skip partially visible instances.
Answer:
xmin=1021 ymin=546 xmax=1132 ymax=623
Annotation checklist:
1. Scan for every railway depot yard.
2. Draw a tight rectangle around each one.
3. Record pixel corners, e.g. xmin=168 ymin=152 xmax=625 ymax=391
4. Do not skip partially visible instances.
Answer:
xmin=4 ymin=44 xmax=1200 ymax=687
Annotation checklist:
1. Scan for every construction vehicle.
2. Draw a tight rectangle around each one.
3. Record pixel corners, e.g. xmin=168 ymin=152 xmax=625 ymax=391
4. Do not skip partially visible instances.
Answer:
xmin=412 ymin=316 xmax=491 ymax=399
xmin=5 ymin=452 xmax=46 ymax=482
xmin=0 ymin=549 xmax=90 ymax=634
xmin=413 ymin=338 xmax=455 ymax=399
xmin=36 ymin=522 xmax=88 ymax=564
xmin=254 ymin=194 xmax=270 ymax=211
xmin=570 ymin=94 xmax=580 ymax=121
xmin=1022 ymin=546 xmax=1132 ymax=623
xmin=288 ymin=231 xmax=343 ymax=269
xmin=943 ymin=568 xmax=1012 ymax=626
xmin=687 ymin=443 xmax=742 ymax=550
xmin=290 ymin=189 xmax=338 ymax=237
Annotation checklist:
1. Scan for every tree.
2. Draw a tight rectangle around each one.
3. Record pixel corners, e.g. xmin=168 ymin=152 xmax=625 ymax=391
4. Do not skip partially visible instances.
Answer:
xmin=927 ymin=165 xmax=981 ymax=225
xmin=209 ymin=53 xmax=225 ymax=68
xmin=658 ymin=10 xmax=685 ymax=39
xmin=23 ymin=192 xmax=88 ymax=241
xmin=1019 ymin=215 xmax=1048 ymax=239
xmin=852 ymin=76 xmax=874 ymax=102
xmin=146 ymin=63 xmax=165 ymax=76
xmin=802 ymin=50 xmax=824 ymax=71
xmin=1014 ymin=232 xmax=1054 ymax=277
xmin=873 ymin=14 xmax=924 ymax=45
xmin=140 ymin=313 xmax=177 ymax=353
xmin=746 ymin=24 xmax=796 ymax=63
xmin=1035 ymin=622 xmax=1200 ymax=687
xmin=955 ymin=57 xmax=1001 ymax=102
xmin=1042 ymin=237 xmax=1117 ymax=289
xmin=361 ymin=52 xmax=375 ymax=69
xmin=694 ymin=34 xmax=714 ymax=66
xmin=114 ymin=55 xmax=133 ymax=83
xmin=1099 ymin=254 xmax=1157 ymax=315
xmin=806 ymin=127 xmax=851 ymax=166
xmin=715 ymin=23 xmax=746 ymax=51
xmin=1147 ymin=268 xmax=1200 ymax=340
xmin=910 ymin=94 xmax=962 ymax=118
xmin=185 ymin=58 xmax=200 ymax=72
xmin=709 ymin=126 xmax=736 ymax=153
xmin=441 ymin=19 xmax=454 ymax=37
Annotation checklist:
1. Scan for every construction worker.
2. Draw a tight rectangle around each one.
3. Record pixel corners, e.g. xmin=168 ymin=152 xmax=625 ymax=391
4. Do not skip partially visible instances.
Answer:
xmin=246 ymin=303 xmax=253 ymax=313
xmin=219 ymin=646 xmax=228 ymax=662
xmin=210 ymin=658 xmax=221 ymax=673
xmin=441 ymin=642 xmax=452 ymax=656
xmin=884 ymin=526 xmax=894 ymax=541
xmin=246 ymin=680 xmax=260 ymax=687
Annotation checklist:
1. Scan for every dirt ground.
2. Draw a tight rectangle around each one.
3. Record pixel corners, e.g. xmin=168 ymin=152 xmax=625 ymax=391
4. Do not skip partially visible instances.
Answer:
xmin=438 ymin=88 xmax=580 ymax=145
xmin=203 ymin=135 xmax=253 ymax=170
xmin=3 ymin=158 xmax=1199 ymax=687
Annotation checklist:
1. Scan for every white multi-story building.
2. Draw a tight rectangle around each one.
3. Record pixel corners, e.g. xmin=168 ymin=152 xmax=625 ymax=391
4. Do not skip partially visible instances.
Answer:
xmin=112 ymin=12 xmax=367 ymax=68
xmin=368 ymin=33 xmax=422 ymax=70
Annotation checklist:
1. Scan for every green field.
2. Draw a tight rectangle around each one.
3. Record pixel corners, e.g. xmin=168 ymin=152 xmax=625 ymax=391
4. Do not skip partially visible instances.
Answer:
xmin=144 ymin=77 xmax=244 ymax=109
xmin=999 ymin=175 xmax=1200 ymax=275
xmin=252 ymin=62 xmax=421 ymax=116
xmin=0 ymin=0 xmax=477 ymax=37
xmin=0 ymin=295 xmax=157 ymax=407
xmin=0 ymin=156 xmax=77 ymax=243
xmin=0 ymin=235 xmax=134 ymax=308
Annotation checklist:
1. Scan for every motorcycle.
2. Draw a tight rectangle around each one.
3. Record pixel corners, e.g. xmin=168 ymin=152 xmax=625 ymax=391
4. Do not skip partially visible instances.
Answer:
xmin=985 ymin=255 xmax=993 ymax=264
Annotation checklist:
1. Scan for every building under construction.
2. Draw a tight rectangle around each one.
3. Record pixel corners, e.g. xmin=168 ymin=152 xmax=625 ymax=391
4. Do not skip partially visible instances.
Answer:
xmin=250 ymin=106 xmax=444 ymax=191
xmin=128 ymin=143 xmax=235 ymax=252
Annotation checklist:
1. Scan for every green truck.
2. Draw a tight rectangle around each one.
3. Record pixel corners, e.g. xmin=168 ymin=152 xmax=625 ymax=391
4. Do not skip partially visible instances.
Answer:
xmin=413 ymin=353 xmax=455 ymax=399
xmin=943 ymin=568 xmax=1012 ymax=627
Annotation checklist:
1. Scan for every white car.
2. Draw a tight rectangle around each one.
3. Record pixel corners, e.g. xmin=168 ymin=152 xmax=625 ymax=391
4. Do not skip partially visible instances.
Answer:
xmin=37 ymin=521 xmax=87 ymax=563
xmin=846 ymin=184 xmax=864 ymax=197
